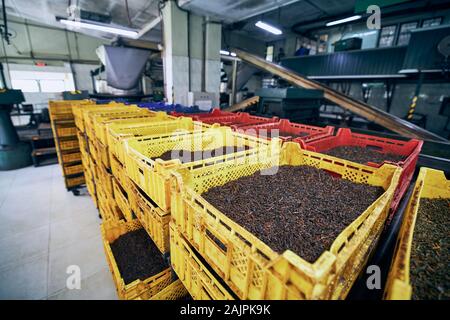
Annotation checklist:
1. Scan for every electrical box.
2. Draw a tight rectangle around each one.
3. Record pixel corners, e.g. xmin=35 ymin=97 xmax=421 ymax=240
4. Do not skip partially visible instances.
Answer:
xmin=187 ymin=92 xmax=215 ymax=111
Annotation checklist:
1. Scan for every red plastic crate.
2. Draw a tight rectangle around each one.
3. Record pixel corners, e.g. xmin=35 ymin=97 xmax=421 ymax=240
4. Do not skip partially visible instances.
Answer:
xmin=237 ymin=119 xmax=334 ymax=144
xmin=199 ymin=112 xmax=279 ymax=129
xmin=299 ymin=128 xmax=423 ymax=218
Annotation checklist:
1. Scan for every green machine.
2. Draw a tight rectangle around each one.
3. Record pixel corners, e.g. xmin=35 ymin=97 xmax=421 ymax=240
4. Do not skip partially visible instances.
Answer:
xmin=62 ymin=90 xmax=89 ymax=100
xmin=255 ymin=87 xmax=324 ymax=123
xmin=0 ymin=89 xmax=32 ymax=170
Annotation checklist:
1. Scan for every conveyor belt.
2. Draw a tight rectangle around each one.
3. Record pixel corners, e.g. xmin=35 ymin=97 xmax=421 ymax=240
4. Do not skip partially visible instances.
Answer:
xmin=233 ymin=48 xmax=448 ymax=142
xmin=223 ymin=96 xmax=259 ymax=112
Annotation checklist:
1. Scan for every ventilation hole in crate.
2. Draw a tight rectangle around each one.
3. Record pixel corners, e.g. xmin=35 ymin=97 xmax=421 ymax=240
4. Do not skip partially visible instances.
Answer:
xmin=219 ymin=220 xmax=232 ymax=232
xmin=366 ymin=145 xmax=383 ymax=152
xmin=235 ymin=232 xmax=251 ymax=248
xmin=321 ymin=169 xmax=340 ymax=179
xmin=206 ymin=229 xmax=227 ymax=253
xmin=251 ymin=266 xmax=264 ymax=288
xmin=231 ymin=251 xmax=248 ymax=275
xmin=336 ymin=242 xmax=346 ymax=254
xmin=256 ymin=249 xmax=271 ymax=263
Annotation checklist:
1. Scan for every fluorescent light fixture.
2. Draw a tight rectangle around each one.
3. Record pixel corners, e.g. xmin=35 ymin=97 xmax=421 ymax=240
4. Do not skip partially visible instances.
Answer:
xmin=220 ymin=50 xmax=230 ymax=55
xmin=230 ymin=52 xmax=237 ymax=57
xmin=326 ymin=15 xmax=362 ymax=27
xmin=59 ymin=19 xmax=138 ymax=38
xmin=255 ymin=21 xmax=282 ymax=35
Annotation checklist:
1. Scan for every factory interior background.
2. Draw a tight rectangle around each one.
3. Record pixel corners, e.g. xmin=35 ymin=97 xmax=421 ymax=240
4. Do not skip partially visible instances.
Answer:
xmin=0 ymin=0 xmax=449 ymax=302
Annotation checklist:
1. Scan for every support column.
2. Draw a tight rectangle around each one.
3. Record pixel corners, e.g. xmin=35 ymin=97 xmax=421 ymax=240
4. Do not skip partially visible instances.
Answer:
xmin=162 ymin=2 xmax=221 ymax=107
xmin=204 ymin=20 xmax=221 ymax=107
xmin=162 ymin=1 xmax=189 ymax=105
xmin=188 ymin=14 xmax=203 ymax=93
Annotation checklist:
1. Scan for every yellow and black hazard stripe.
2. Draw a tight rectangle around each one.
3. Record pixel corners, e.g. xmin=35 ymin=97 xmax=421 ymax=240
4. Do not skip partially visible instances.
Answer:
xmin=407 ymin=96 xmax=418 ymax=120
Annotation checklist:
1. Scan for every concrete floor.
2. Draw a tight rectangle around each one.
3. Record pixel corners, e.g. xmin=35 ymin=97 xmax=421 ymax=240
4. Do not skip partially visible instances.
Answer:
xmin=0 ymin=164 xmax=117 ymax=300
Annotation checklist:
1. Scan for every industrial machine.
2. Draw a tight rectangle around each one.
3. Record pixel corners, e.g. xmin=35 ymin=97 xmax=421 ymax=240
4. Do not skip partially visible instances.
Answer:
xmin=62 ymin=90 xmax=89 ymax=100
xmin=0 ymin=89 xmax=32 ymax=170
xmin=255 ymin=87 xmax=323 ymax=123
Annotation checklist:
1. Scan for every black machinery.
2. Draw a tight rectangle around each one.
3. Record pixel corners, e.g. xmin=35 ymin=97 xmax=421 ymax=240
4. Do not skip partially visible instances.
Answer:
xmin=0 ymin=88 xmax=32 ymax=170
xmin=255 ymin=87 xmax=323 ymax=123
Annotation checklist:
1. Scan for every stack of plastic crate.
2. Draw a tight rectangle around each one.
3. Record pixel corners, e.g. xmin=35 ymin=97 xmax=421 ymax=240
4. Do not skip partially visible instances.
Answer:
xmin=298 ymin=128 xmax=423 ymax=221
xmin=122 ymin=126 xmax=280 ymax=299
xmin=167 ymin=142 xmax=402 ymax=299
xmin=236 ymin=118 xmax=335 ymax=144
xmin=77 ymin=106 xmax=194 ymax=300
xmin=80 ymin=104 xmax=151 ymax=220
xmin=49 ymin=100 xmax=92 ymax=192
xmin=384 ymin=167 xmax=449 ymax=300
xmin=73 ymin=102 xmax=129 ymax=208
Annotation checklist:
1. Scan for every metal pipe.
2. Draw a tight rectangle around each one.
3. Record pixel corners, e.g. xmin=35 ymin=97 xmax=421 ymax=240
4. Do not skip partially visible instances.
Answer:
xmin=230 ymin=59 xmax=237 ymax=106
xmin=201 ymin=16 xmax=206 ymax=92
xmin=233 ymin=48 xmax=447 ymax=142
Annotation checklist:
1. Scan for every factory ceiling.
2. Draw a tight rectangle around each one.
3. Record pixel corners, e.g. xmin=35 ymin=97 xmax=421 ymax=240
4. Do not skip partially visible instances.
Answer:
xmin=3 ymin=0 xmax=448 ymax=44
xmin=1 ymin=0 xmax=357 ymax=43
xmin=2 ymin=0 xmax=162 ymax=42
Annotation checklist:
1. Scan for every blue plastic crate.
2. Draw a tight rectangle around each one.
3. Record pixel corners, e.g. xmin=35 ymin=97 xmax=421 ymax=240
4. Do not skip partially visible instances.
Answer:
xmin=137 ymin=102 xmax=206 ymax=114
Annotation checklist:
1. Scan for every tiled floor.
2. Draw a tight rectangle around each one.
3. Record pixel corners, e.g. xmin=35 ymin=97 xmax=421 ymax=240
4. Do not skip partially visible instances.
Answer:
xmin=0 ymin=164 xmax=117 ymax=300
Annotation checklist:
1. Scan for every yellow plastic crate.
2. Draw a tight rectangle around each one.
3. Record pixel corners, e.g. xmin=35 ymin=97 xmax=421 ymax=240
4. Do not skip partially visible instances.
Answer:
xmin=84 ymin=106 xmax=142 ymax=140
xmin=94 ymin=110 xmax=172 ymax=146
xmin=49 ymin=100 xmax=91 ymax=121
xmin=112 ymin=178 xmax=133 ymax=222
xmin=81 ymin=151 xmax=90 ymax=172
xmin=101 ymin=219 xmax=173 ymax=300
xmin=147 ymin=279 xmax=189 ymax=300
xmin=61 ymin=152 xmax=82 ymax=164
xmin=97 ymin=188 xmax=124 ymax=222
xmin=66 ymin=175 xmax=85 ymax=188
xmin=128 ymin=180 xmax=170 ymax=255
xmin=84 ymin=167 xmax=96 ymax=197
xmin=110 ymin=154 xmax=128 ymax=188
xmin=96 ymin=163 xmax=114 ymax=199
xmin=125 ymin=126 xmax=279 ymax=212
xmin=63 ymin=163 xmax=84 ymax=176
xmin=95 ymin=139 xmax=111 ymax=168
xmin=59 ymin=139 xmax=79 ymax=151
xmin=171 ymin=142 xmax=402 ymax=300
xmin=92 ymin=109 xmax=155 ymax=144
xmin=76 ymin=130 xmax=88 ymax=153
xmin=384 ymin=168 xmax=450 ymax=300
xmin=107 ymin=117 xmax=209 ymax=164
xmin=88 ymin=138 xmax=100 ymax=164
xmin=55 ymin=125 xmax=77 ymax=138
xmin=73 ymin=103 xmax=125 ymax=132
xmin=80 ymin=105 xmax=132 ymax=137
xmin=170 ymin=224 xmax=235 ymax=300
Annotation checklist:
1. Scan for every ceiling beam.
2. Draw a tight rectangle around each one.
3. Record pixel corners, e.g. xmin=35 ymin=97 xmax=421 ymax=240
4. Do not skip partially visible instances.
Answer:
xmin=135 ymin=15 xmax=161 ymax=39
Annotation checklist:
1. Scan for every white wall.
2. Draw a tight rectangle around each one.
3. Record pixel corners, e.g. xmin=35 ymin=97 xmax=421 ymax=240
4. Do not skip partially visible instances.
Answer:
xmin=1 ymin=15 xmax=110 ymax=98
xmin=71 ymin=63 xmax=99 ymax=92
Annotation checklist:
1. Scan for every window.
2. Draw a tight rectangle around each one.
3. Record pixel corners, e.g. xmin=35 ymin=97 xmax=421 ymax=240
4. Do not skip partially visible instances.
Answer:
xmin=378 ymin=25 xmax=397 ymax=47
xmin=308 ymin=41 xmax=317 ymax=55
xmin=11 ymin=79 xmax=40 ymax=93
xmin=318 ymin=34 xmax=328 ymax=53
xmin=422 ymin=17 xmax=442 ymax=28
xmin=397 ymin=22 xmax=418 ymax=46
xmin=265 ymin=45 xmax=274 ymax=62
xmin=40 ymin=80 xmax=66 ymax=93
xmin=9 ymin=69 xmax=75 ymax=93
